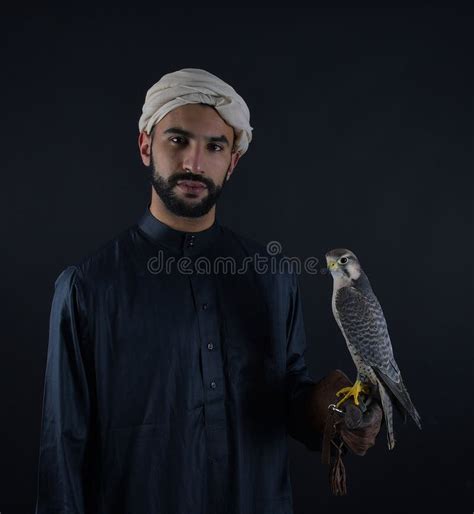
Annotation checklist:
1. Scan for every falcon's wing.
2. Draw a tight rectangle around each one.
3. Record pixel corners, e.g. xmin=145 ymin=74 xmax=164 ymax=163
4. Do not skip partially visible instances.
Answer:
xmin=335 ymin=286 xmax=421 ymax=428
xmin=335 ymin=286 xmax=399 ymax=381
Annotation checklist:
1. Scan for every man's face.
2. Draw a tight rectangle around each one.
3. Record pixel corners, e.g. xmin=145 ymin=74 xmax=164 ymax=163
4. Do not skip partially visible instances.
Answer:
xmin=142 ymin=104 xmax=240 ymax=218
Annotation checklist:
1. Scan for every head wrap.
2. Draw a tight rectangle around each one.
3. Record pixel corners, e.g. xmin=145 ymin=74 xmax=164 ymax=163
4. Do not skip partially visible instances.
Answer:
xmin=138 ymin=68 xmax=253 ymax=156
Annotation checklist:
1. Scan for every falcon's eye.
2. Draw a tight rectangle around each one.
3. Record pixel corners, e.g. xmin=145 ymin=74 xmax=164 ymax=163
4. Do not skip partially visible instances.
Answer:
xmin=338 ymin=256 xmax=349 ymax=265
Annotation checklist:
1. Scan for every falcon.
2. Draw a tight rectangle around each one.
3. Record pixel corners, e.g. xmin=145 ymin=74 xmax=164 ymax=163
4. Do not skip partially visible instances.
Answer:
xmin=325 ymin=248 xmax=421 ymax=449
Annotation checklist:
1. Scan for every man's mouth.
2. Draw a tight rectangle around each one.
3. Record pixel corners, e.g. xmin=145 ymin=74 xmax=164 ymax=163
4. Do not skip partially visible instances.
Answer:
xmin=177 ymin=180 xmax=207 ymax=189
xmin=176 ymin=180 xmax=208 ymax=194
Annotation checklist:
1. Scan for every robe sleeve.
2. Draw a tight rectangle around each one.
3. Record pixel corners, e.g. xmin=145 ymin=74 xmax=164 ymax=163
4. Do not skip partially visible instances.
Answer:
xmin=285 ymin=270 xmax=322 ymax=452
xmin=35 ymin=266 xmax=99 ymax=514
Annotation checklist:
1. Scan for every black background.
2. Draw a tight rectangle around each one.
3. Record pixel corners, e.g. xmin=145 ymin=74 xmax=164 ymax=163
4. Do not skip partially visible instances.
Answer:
xmin=1 ymin=7 xmax=472 ymax=514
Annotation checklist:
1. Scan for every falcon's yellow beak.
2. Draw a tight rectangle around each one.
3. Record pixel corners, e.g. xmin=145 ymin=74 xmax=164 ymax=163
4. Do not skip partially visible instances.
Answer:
xmin=327 ymin=260 xmax=338 ymax=271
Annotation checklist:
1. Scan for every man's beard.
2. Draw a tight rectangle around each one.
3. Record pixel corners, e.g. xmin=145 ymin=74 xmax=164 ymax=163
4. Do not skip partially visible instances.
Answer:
xmin=149 ymin=153 xmax=230 ymax=218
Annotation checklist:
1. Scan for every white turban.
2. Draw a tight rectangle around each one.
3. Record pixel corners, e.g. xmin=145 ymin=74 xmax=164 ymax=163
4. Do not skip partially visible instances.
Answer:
xmin=138 ymin=68 xmax=253 ymax=156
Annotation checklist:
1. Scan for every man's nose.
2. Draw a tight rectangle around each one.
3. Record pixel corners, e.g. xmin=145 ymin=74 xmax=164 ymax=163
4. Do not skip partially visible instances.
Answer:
xmin=182 ymin=144 xmax=205 ymax=174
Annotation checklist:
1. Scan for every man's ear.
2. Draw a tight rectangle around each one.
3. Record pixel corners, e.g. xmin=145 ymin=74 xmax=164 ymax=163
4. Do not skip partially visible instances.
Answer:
xmin=138 ymin=131 xmax=152 ymax=166
xmin=226 ymin=152 xmax=241 ymax=181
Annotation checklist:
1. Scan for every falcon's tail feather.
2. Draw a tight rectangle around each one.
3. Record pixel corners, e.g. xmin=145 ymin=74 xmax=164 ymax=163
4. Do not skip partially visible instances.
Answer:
xmin=376 ymin=379 xmax=395 ymax=450
xmin=375 ymin=369 xmax=422 ymax=430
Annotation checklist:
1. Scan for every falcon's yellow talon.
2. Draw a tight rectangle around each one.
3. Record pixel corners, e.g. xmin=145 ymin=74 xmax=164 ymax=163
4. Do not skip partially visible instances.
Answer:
xmin=335 ymin=380 xmax=369 ymax=408
xmin=336 ymin=386 xmax=353 ymax=397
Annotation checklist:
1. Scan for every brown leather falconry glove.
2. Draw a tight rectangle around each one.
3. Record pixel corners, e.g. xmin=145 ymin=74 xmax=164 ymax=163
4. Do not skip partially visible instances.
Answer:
xmin=307 ymin=369 xmax=383 ymax=456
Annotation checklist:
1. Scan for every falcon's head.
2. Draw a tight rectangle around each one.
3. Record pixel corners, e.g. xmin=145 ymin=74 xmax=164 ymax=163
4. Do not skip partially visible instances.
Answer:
xmin=325 ymin=248 xmax=361 ymax=285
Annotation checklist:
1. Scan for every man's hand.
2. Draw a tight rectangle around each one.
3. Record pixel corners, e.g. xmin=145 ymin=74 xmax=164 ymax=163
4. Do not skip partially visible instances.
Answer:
xmin=338 ymin=394 xmax=383 ymax=456
xmin=308 ymin=369 xmax=383 ymax=456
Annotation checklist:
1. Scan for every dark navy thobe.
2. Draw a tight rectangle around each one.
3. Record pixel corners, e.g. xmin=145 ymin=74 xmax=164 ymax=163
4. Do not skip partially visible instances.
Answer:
xmin=35 ymin=207 xmax=322 ymax=514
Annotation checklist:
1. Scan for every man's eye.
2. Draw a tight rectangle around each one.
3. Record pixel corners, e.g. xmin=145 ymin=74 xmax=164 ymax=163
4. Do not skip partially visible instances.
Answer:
xmin=209 ymin=144 xmax=223 ymax=152
xmin=170 ymin=137 xmax=186 ymax=145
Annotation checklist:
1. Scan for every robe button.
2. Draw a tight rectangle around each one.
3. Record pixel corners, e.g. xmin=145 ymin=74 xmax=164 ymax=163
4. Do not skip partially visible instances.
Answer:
xmin=202 ymin=303 xmax=208 ymax=310
xmin=207 ymin=341 xmax=214 ymax=350
xmin=210 ymin=381 xmax=217 ymax=389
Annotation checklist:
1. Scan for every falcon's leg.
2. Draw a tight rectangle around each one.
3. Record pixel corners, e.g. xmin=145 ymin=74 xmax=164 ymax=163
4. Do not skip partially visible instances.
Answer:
xmin=336 ymin=379 xmax=370 ymax=407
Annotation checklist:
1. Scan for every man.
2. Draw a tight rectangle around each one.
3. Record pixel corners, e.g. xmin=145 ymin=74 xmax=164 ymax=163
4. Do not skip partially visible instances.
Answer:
xmin=35 ymin=68 xmax=382 ymax=514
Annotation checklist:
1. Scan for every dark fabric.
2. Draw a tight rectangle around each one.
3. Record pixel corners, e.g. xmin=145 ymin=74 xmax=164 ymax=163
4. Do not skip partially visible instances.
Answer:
xmin=35 ymin=206 xmax=321 ymax=514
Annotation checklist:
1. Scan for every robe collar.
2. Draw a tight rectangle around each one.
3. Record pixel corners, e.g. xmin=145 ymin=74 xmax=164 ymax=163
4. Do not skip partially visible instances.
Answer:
xmin=137 ymin=205 xmax=220 ymax=255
